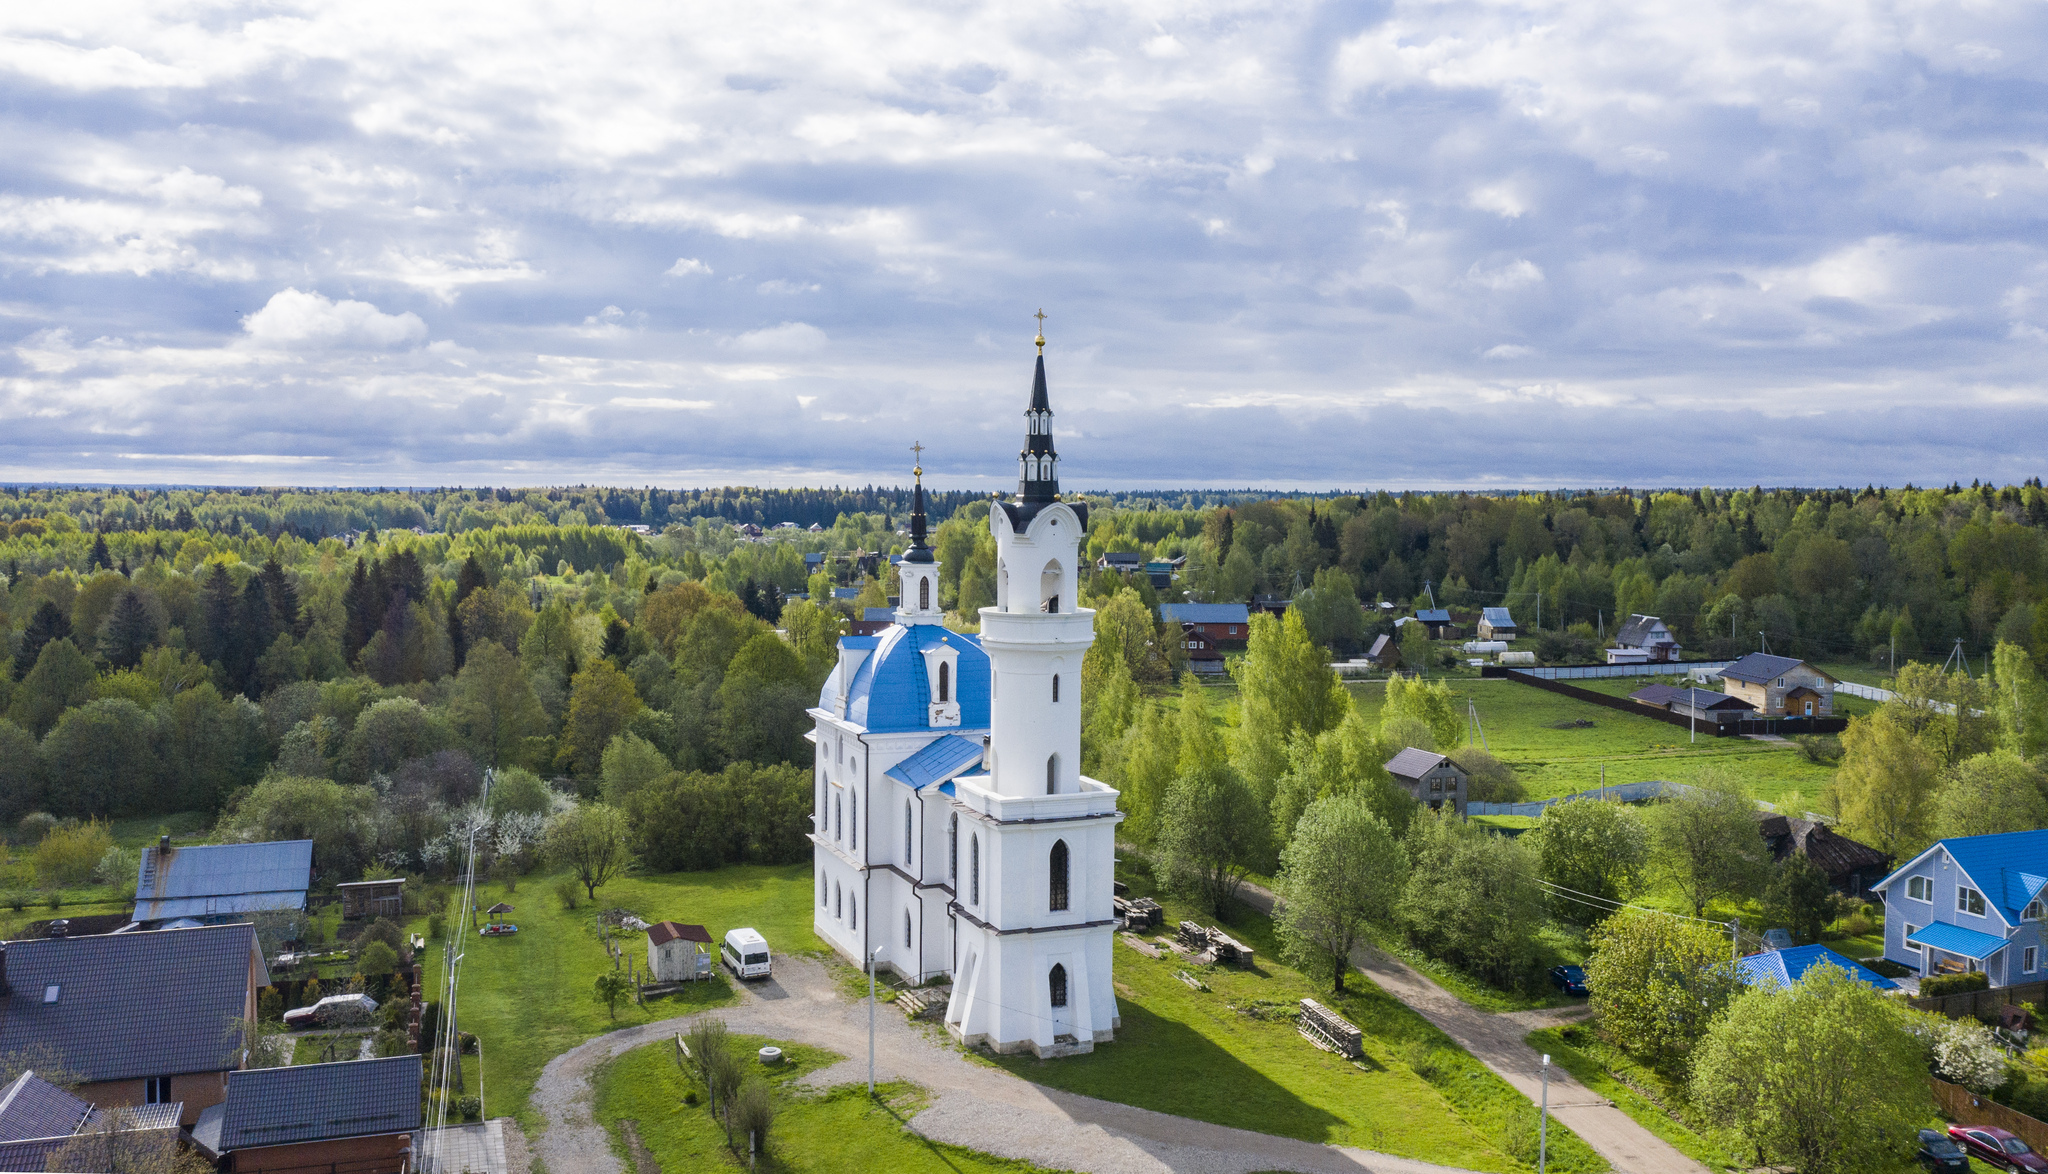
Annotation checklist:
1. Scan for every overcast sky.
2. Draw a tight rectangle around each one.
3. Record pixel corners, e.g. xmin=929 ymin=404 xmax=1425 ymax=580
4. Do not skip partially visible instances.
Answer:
xmin=2 ymin=1 xmax=2046 ymax=492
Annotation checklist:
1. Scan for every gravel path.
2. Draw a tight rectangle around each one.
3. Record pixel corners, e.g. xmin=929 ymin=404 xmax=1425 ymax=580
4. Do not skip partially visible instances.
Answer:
xmin=1238 ymin=883 xmax=1710 ymax=1174
xmin=531 ymin=953 xmax=1490 ymax=1174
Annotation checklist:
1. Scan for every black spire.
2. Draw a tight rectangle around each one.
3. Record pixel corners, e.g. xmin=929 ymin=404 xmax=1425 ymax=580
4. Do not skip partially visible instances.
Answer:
xmin=1018 ymin=345 xmax=1058 ymax=503
xmin=904 ymin=450 xmax=934 ymax=564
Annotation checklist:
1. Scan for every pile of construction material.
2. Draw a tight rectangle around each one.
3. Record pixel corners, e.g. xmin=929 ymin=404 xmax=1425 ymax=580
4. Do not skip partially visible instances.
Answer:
xmin=1297 ymin=998 xmax=1363 ymax=1059
xmin=898 ymin=984 xmax=950 ymax=1021
xmin=1114 ymin=895 xmax=1163 ymax=930
xmin=1176 ymin=921 xmax=1255 ymax=968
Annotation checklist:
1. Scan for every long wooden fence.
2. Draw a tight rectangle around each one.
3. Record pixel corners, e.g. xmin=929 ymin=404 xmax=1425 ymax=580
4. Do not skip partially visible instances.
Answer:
xmin=1479 ymin=666 xmax=1849 ymax=737
xmin=1911 ymin=979 xmax=2048 ymax=1019
xmin=1934 ymin=1077 xmax=2048 ymax=1154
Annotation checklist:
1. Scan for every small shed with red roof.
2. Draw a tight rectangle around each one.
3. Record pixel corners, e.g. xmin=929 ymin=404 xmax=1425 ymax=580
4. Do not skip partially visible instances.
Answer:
xmin=647 ymin=922 xmax=714 ymax=982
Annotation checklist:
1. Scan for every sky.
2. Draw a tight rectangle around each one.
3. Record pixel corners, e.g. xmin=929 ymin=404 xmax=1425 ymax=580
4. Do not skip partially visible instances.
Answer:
xmin=2 ymin=1 xmax=2046 ymax=493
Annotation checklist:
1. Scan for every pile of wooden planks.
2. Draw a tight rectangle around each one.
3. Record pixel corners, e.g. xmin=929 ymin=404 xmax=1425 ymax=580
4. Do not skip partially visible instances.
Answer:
xmin=1176 ymin=920 xmax=1255 ymax=968
xmin=1115 ymin=895 xmax=1163 ymax=930
xmin=1297 ymin=998 xmax=1364 ymax=1059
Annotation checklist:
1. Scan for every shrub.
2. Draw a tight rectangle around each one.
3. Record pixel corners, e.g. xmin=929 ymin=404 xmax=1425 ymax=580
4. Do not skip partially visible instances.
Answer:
xmin=2 ymin=892 xmax=23 ymax=912
xmin=1794 ymin=734 xmax=1843 ymax=764
xmin=258 ymin=988 xmax=283 ymax=1021
xmin=555 ymin=877 xmax=581 ymax=910
xmin=15 ymin=812 xmax=57 ymax=844
xmin=1402 ymin=1039 xmax=1448 ymax=1081
xmin=358 ymin=918 xmax=405 ymax=957
xmin=93 ymin=845 xmax=138 ymax=887
xmin=454 ymin=1095 xmax=480 ymax=1121
xmin=44 ymin=892 xmax=61 ymax=911
xmin=32 ymin=820 xmax=113 ymax=887
xmin=428 ymin=913 xmax=446 ymax=940
xmin=1920 ymin=972 xmax=1991 ymax=998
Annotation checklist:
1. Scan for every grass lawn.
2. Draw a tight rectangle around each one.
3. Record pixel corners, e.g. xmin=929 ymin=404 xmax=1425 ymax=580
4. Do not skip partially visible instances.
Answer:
xmin=1522 ymin=1023 xmax=1737 ymax=1171
xmin=988 ymin=871 xmax=1606 ymax=1174
xmin=290 ymin=1032 xmax=371 ymax=1065
xmin=408 ymin=862 xmax=824 ymax=1131
xmin=594 ymin=1034 xmax=1066 ymax=1173
xmin=1347 ymin=678 xmax=1838 ymax=810
xmin=1357 ymin=922 xmax=1584 ymax=1014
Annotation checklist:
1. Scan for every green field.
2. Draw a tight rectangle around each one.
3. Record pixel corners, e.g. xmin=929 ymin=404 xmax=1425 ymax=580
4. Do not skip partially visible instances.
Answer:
xmin=1347 ymin=678 xmax=1838 ymax=810
xmin=595 ymin=1035 xmax=1065 ymax=1173
xmin=989 ymin=870 xmax=1605 ymax=1174
xmin=410 ymin=862 xmax=825 ymax=1128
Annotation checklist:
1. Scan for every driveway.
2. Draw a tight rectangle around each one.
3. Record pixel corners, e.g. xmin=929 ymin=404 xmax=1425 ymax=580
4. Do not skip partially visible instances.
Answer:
xmin=532 ymin=953 xmax=1492 ymax=1174
xmin=1240 ymin=883 xmax=1709 ymax=1174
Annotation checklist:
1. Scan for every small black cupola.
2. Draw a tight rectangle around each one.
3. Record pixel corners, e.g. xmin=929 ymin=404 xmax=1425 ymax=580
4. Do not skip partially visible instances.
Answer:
xmin=1017 ymin=310 xmax=1059 ymax=503
xmin=903 ymin=446 xmax=935 ymax=565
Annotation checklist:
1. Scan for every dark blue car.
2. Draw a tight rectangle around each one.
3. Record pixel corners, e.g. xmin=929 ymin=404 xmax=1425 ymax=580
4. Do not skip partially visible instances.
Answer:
xmin=1548 ymin=965 xmax=1588 ymax=996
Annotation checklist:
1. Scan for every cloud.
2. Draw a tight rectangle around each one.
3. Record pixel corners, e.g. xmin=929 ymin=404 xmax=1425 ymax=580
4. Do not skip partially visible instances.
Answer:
xmin=241 ymin=289 xmax=427 ymax=348
xmin=0 ymin=0 xmax=2044 ymax=486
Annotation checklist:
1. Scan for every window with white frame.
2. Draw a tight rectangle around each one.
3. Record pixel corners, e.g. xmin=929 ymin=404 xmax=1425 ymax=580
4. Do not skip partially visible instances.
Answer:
xmin=1908 ymin=876 xmax=1933 ymax=902
xmin=1959 ymin=887 xmax=1987 ymax=917
xmin=1905 ymin=924 xmax=1921 ymax=955
xmin=2028 ymin=946 xmax=2039 ymax=973
xmin=2028 ymin=900 xmax=2044 ymax=921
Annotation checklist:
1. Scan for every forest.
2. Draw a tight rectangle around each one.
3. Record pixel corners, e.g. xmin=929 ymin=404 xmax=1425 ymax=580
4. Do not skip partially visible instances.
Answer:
xmin=4 ymin=477 xmax=2048 ymax=902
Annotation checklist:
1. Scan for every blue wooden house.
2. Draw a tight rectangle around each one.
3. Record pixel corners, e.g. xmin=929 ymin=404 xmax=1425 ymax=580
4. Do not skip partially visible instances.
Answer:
xmin=1873 ymin=829 xmax=2048 ymax=987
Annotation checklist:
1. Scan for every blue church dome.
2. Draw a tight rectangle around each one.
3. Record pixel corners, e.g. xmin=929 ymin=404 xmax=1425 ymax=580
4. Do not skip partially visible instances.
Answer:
xmin=829 ymin=622 xmax=990 ymax=733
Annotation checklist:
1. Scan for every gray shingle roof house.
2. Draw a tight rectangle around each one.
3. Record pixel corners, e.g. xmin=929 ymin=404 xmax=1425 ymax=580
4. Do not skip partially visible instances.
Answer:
xmin=1614 ymin=614 xmax=1681 ymax=661
xmin=193 ymin=1054 xmax=422 ymax=1170
xmin=1718 ymin=653 xmax=1837 ymax=717
xmin=0 ymin=922 xmax=267 ymax=1126
xmin=1384 ymin=748 xmax=1468 ymax=815
xmin=133 ymin=838 xmax=313 ymax=924
xmin=0 ymin=1070 xmax=92 ymax=1141
xmin=0 ymin=1071 xmax=184 ymax=1170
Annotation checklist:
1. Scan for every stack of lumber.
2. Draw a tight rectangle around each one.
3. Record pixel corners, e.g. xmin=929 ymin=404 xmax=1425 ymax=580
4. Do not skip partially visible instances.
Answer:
xmin=1175 ymin=921 xmax=1255 ymax=968
xmin=1297 ymin=998 xmax=1364 ymax=1059
xmin=1114 ymin=896 xmax=1163 ymax=930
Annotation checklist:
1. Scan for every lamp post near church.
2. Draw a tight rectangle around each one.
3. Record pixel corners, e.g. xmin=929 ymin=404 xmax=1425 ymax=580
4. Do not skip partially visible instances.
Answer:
xmin=868 ymin=947 xmax=879 ymax=1097
xmin=1539 ymin=1053 xmax=1550 ymax=1174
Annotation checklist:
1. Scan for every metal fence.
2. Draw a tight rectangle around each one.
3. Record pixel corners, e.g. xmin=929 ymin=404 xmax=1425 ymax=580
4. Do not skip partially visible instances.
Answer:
xmin=1505 ymin=660 xmax=1735 ymax=680
xmin=1469 ymin=780 xmax=1680 ymax=818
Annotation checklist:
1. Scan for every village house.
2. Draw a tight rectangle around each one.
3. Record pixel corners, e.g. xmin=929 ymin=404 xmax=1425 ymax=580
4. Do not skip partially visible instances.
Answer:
xmin=1612 ymin=614 xmax=1682 ymax=662
xmin=131 ymin=837 xmax=312 ymax=930
xmin=1757 ymin=813 xmax=1891 ymax=896
xmin=1161 ymin=603 xmax=1252 ymax=653
xmin=1626 ymin=683 xmax=1756 ymax=727
xmin=1405 ymin=608 xmax=1456 ymax=639
xmin=1384 ymin=748 xmax=1468 ymax=815
xmin=1717 ymin=652 xmax=1836 ymax=717
xmin=0 ymin=923 xmax=267 ymax=1126
xmin=1476 ymin=607 xmax=1518 ymax=641
xmin=1873 ymin=829 xmax=2048 ymax=987
xmin=0 ymin=1071 xmax=184 ymax=1169
xmin=192 ymin=1054 xmax=421 ymax=1173
xmin=1365 ymin=633 xmax=1399 ymax=669
xmin=1095 ymin=551 xmax=1145 ymax=575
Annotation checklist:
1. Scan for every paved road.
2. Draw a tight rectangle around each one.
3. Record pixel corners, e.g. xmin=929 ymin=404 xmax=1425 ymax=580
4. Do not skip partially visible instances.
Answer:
xmin=531 ymin=953 xmax=1492 ymax=1174
xmin=1239 ymin=883 xmax=1709 ymax=1174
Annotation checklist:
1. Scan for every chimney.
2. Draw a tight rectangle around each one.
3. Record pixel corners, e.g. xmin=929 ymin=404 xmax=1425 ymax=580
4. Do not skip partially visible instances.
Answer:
xmin=159 ymin=834 xmax=171 ymax=854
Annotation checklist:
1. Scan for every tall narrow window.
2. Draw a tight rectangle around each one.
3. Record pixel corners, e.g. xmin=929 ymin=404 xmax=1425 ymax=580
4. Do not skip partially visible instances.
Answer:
xmin=938 ymin=661 xmax=951 ymax=704
xmin=851 ymin=793 xmax=858 ymax=848
xmin=920 ymin=578 xmax=930 ymax=610
xmin=835 ymin=794 xmax=843 ymax=840
xmin=835 ymin=882 xmax=842 ymax=919
xmin=949 ymin=814 xmax=958 ymax=881
xmin=905 ymin=801 xmax=914 ymax=867
xmin=1049 ymin=840 xmax=1069 ymax=911
xmin=851 ymin=896 xmax=857 ymax=929
xmin=905 ymin=910 xmax=912 ymax=948
xmin=1052 ymin=674 xmax=1059 ymax=702
xmin=1049 ymin=964 xmax=1067 ymax=1008
xmin=971 ymin=835 xmax=981 ymax=905
xmin=819 ymin=872 xmax=826 ymax=906
xmin=1046 ymin=754 xmax=1058 ymax=795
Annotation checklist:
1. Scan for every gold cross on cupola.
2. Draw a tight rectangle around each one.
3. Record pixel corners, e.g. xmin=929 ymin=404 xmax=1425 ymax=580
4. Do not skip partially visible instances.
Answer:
xmin=1034 ymin=309 xmax=1047 ymax=353
xmin=911 ymin=441 xmax=924 ymax=480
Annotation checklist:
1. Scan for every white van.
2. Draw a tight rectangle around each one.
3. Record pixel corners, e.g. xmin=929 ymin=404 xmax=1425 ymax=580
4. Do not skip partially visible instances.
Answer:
xmin=722 ymin=928 xmax=772 ymax=980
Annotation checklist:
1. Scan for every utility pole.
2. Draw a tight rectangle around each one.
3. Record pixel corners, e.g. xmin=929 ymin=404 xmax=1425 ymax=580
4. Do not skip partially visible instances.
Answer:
xmin=1538 ymin=1054 xmax=1550 ymax=1174
xmin=1730 ymin=918 xmax=1741 ymax=962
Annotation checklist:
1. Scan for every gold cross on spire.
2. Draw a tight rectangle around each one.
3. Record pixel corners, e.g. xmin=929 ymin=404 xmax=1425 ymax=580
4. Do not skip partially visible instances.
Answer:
xmin=1034 ymin=308 xmax=1047 ymax=353
xmin=911 ymin=440 xmax=924 ymax=479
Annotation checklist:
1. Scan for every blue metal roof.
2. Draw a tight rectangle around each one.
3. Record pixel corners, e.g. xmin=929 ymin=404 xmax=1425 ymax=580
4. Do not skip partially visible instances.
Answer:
xmin=832 ymin=587 xmax=862 ymax=600
xmin=863 ymin=607 xmax=897 ymax=621
xmin=1481 ymin=607 xmax=1515 ymax=626
xmin=1415 ymin=609 xmax=1452 ymax=623
xmin=884 ymin=736 xmax=986 ymax=789
xmin=938 ymin=781 xmax=956 ymax=797
xmin=804 ymin=552 xmax=825 ymax=566
xmin=1890 ymin=830 xmax=2048 ymax=924
xmin=135 ymin=840 xmax=312 ymax=921
xmin=1907 ymin=921 xmax=2009 ymax=960
xmin=1736 ymin=945 xmax=1898 ymax=991
xmin=1160 ymin=603 xmax=1249 ymax=624
xmin=841 ymin=623 xmax=990 ymax=733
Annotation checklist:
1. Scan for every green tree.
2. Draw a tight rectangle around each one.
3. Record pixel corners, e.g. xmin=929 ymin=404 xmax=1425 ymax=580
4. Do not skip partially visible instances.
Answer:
xmin=600 ymin=732 xmax=671 ymax=806
xmin=14 ymin=599 xmax=73 ymax=680
xmin=1691 ymin=965 xmax=1931 ymax=1174
xmin=519 ymin=597 xmax=579 ymax=677
xmin=1993 ymin=640 xmax=2048 ymax=757
xmin=1231 ymin=610 xmax=1349 ymax=814
xmin=1584 ymin=909 xmax=1742 ymax=1064
xmin=1833 ymin=711 xmax=1941 ymax=859
xmin=778 ymin=597 xmax=844 ymax=673
xmin=1381 ymin=674 xmax=1462 ymax=752
xmin=546 ymin=801 xmax=633 ymax=899
xmin=358 ymin=940 xmax=399 ymax=979
xmin=487 ymin=767 xmax=554 ymax=817
xmin=1293 ymin=567 xmax=1366 ymax=654
xmin=1653 ymin=773 xmax=1768 ymax=918
xmin=1398 ymin=620 xmax=1433 ymax=674
xmin=1109 ymin=697 xmax=1177 ymax=845
xmin=592 ymin=969 xmax=632 ymax=1020
xmin=1447 ymin=746 xmax=1523 ymax=803
xmin=1087 ymin=588 xmax=1165 ymax=684
xmin=223 ymin=774 xmax=378 ymax=879
xmin=1274 ymin=793 xmax=1406 ymax=991
xmin=156 ymin=683 xmax=261 ymax=812
xmin=559 ymin=660 xmax=643 ymax=778
xmin=339 ymin=698 xmax=451 ymax=785
xmin=33 ymin=819 xmax=115 ymax=886
xmin=716 ymin=632 xmax=813 ymax=764
xmin=1273 ymin=707 xmax=1414 ymax=845
xmin=1763 ymin=855 xmax=1835 ymax=945
xmin=449 ymin=641 xmax=549 ymax=768
xmin=1529 ymin=799 xmax=1648 ymax=924
xmin=97 ymin=586 xmax=161 ymax=670
xmin=8 ymin=638 xmax=97 ymax=739
xmin=1932 ymin=750 xmax=2048 ymax=840
xmin=0 ymin=719 xmax=42 ymax=822
xmin=1396 ymin=808 xmax=1544 ymax=989
xmin=1155 ymin=760 xmax=1269 ymax=915
xmin=41 ymin=699 xmax=157 ymax=817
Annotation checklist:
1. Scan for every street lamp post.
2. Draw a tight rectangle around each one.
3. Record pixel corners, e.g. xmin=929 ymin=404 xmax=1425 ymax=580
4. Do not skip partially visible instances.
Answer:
xmin=868 ymin=947 xmax=880 ymax=1097
xmin=1539 ymin=1053 xmax=1550 ymax=1174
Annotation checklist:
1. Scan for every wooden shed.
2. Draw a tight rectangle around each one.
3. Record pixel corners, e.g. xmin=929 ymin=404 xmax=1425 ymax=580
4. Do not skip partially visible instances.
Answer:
xmin=335 ymin=879 xmax=404 ymax=921
xmin=647 ymin=921 xmax=714 ymax=982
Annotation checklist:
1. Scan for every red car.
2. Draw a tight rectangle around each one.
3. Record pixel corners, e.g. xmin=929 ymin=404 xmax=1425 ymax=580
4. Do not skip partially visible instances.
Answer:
xmin=1950 ymin=1126 xmax=2048 ymax=1173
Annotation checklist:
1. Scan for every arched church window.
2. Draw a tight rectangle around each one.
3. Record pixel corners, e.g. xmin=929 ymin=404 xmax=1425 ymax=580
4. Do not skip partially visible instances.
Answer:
xmin=920 ymin=578 xmax=930 ymax=610
xmin=835 ymin=882 xmax=842 ymax=919
xmin=819 ymin=871 xmax=825 ymax=906
xmin=1049 ymin=840 xmax=1069 ymax=911
xmin=1052 ymin=674 xmax=1059 ymax=703
xmin=949 ymin=813 xmax=958 ymax=881
xmin=851 ymin=793 xmax=858 ymax=848
xmin=971 ymin=835 xmax=981 ymax=905
xmin=938 ymin=661 xmax=950 ymax=704
xmin=851 ymin=895 xmax=857 ymax=929
xmin=1049 ymin=964 xmax=1068 ymax=1008
xmin=835 ymin=794 xmax=842 ymax=840
xmin=904 ymin=909 xmax=912 ymax=948
xmin=905 ymin=801 xmax=913 ymax=867
xmin=1046 ymin=754 xmax=1058 ymax=795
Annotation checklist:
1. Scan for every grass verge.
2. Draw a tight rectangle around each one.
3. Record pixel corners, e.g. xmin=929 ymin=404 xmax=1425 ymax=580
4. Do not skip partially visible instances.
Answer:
xmin=1356 ymin=922 xmax=1580 ymax=1014
xmin=989 ymin=874 xmax=1607 ymax=1173
xmin=594 ymin=1034 xmax=1069 ymax=1172
xmin=1523 ymin=1023 xmax=1736 ymax=1171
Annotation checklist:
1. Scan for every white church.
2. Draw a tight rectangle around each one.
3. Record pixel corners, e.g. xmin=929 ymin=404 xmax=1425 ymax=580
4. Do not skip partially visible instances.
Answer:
xmin=808 ymin=329 xmax=1122 ymax=1058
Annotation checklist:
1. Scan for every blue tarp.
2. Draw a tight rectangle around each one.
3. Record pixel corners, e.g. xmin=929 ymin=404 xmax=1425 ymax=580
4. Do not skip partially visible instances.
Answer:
xmin=884 ymin=736 xmax=986 ymax=790
xmin=1907 ymin=920 xmax=2009 ymax=960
